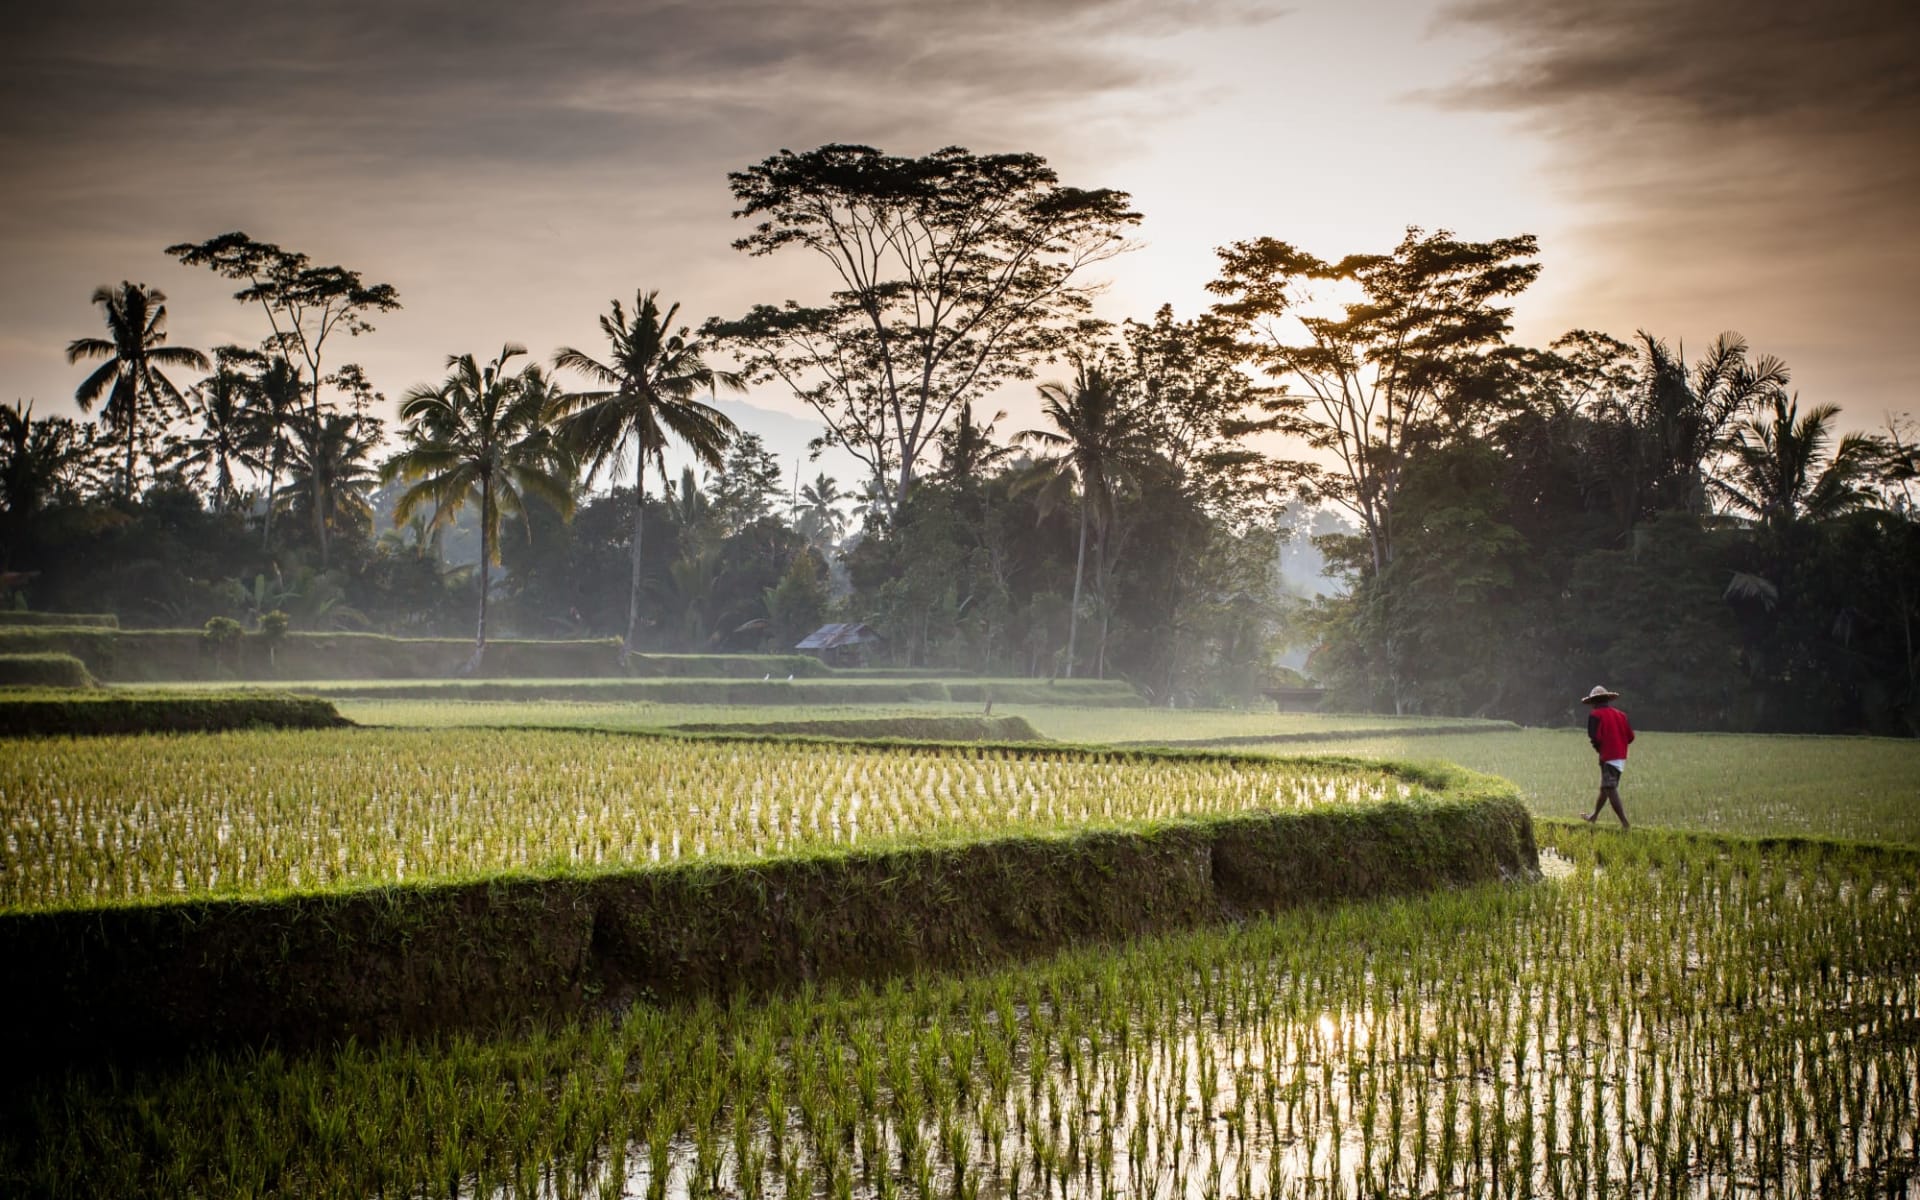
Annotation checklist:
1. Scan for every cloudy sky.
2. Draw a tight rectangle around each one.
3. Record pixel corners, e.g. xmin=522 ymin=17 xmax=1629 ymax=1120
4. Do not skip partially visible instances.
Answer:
xmin=5 ymin=0 xmax=1915 ymax=457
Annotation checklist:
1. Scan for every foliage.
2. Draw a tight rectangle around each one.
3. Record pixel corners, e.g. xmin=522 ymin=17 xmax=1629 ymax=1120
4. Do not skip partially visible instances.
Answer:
xmin=384 ymin=345 xmax=573 ymax=654
xmin=551 ymin=290 xmax=742 ymax=653
xmin=0 ymin=651 xmax=95 ymax=688
xmin=1209 ymin=228 xmax=1541 ymax=577
xmin=710 ymin=143 xmax=1141 ymax=509
xmin=0 ymin=689 xmax=344 ymax=737
xmin=166 ymin=232 xmax=401 ymax=564
xmin=65 ymin=282 xmax=209 ymax=497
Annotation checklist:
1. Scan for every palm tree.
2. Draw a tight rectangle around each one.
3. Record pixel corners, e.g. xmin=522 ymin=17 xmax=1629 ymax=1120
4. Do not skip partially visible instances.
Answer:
xmin=936 ymin=401 xmax=1015 ymax=485
xmin=240 ymin=355 xmax=305 ymax=548
xmin=1716 ymin=392 xmax=1881 ymax=530
xmin=1633 ymin=331 xmax=1789 ymax=516
xmin=383 ymin=345 xmax=573 ymax=662
xmin=1016 ymin=361 xmax=1155 ymax=678
xmin=280 ymin=411 xmax=381 ymax=547
xmin=793 ymin=473 xmax=849 ymax=547
xmin=550 ymin=290 xmax=742 ymax=656
xmin=178 ymin=354 xmax=263 ymax=512
xmin=65 ymin=282 xmax=209 ymax=497
xmin=1 ymin=403 xmax=95 ymax=558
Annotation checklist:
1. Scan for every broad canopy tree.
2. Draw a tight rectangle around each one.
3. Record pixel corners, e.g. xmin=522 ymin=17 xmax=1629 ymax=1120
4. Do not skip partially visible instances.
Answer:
xmin=167 ymin=232 xmax=400 ymax=563
xmin=709 ymin=144 xmax=1140 ymax=513
xmin=1209 ymin=227 xmax=1541 ymax=577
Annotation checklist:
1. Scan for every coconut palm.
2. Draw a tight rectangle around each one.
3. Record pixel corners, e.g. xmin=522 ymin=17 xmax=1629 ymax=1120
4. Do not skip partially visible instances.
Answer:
xmin=1 ymin=403 xmax=96 ymax=554
xmin=383 ymin=345 xmax=573 ymax=661
xmin=1016 ymin=361 xmax=1155 ymax=678
xmin=1716 ymin=392 xmax=1881 ymax=529
xmin=177 ymin=354 xmax=263 ymax=512
xmin=279 ymin=411 xmax=381 ymax=547
xmin=65 ymin=282 xmax=209 ymax=497
xmin=233 ymin=355 xmax=305 ymax=548
xmin=793 ymin=473 xmax=849 ymax=547
xmin=936 ymin=401 xmax=1015 ymax=485
xmin=550 ymin=290 xmax=742 ymax=656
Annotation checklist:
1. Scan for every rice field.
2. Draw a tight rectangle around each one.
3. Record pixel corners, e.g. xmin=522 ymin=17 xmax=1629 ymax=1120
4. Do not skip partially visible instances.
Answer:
xmin=337 ymin=698 xmax=1499 ymax=743
xmin=6 ymin=695 xmax=1916 ymax=1197
xmin=1212 ymin=730 xmax=1920 ymax=846
xmin=341 ymin=699 xmax=1920 ymax=844
xmin=7 ymin=827 xmax=1915 ymax=1198
xmin=0 ymin=729 xmax=1419 ymax=911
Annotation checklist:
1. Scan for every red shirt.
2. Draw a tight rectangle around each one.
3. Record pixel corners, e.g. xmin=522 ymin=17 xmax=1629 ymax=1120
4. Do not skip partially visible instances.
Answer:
xmin=1587 ymin=705 xmax=1634 ymax=760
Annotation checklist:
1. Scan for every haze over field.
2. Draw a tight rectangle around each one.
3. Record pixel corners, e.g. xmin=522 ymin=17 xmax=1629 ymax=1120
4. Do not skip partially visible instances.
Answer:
xmin=6 ymin=0 xmax=1915 ymax=432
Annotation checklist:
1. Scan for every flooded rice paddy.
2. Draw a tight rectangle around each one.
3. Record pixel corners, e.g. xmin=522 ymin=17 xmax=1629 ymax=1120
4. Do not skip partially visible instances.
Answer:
xmin=8 ymin=827 xmax=1915 ymax=1198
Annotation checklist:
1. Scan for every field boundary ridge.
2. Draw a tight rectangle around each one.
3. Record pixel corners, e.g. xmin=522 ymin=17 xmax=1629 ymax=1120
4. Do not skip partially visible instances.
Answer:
xmin=0 ymin=760 xmax=1532 ymax=1066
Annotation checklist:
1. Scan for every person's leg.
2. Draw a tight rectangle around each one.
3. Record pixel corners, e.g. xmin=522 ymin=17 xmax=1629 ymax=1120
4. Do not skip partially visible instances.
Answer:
xmin=1604 ymin=785 xmax=1629 ymax=829
xmin=1585 ymin=760 xmax=1610 ymax=820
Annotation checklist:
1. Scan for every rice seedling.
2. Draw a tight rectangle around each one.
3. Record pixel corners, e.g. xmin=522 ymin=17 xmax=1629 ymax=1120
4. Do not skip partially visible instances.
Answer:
xmin=12 ymin=824 xmax=1910 ymax=1198
xmin=0 ymin=728 xmax=1418 ymax=911
xmin=338 ymin=697 xmax=1920 ymax=843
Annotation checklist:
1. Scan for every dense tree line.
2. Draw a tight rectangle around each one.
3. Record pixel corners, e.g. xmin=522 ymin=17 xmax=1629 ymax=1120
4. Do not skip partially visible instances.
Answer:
xmin=2 ymin=143 xmax=1914 ymax=728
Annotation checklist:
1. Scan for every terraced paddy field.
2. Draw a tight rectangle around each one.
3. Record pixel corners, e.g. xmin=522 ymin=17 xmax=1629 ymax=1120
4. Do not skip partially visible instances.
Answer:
xmin=339 ymin=697 xmax=1919 ymax=844
xmin=3 ymin=698 xmax=1915 ymax=1197
xmin=4 ymin=827 xmax=1914 ymax=1198
xmin=0 ymin=729 xmax=1465 ymax=911
xmin=1208 ymin=729 xmax=1920 ymax=847
xmin=339 ymin=697 xmax=1509 ymax=742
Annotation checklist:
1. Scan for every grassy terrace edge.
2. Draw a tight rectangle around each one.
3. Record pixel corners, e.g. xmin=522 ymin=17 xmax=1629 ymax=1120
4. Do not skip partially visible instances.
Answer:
xmin=0 ymin=751 xmax=1534 ymax=1065
xmin=0 ymin=690 xmax=349 ymax=736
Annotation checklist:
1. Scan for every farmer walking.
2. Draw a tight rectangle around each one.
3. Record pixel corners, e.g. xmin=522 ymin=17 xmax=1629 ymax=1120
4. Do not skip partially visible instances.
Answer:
xmin=1581 ymin=685 xmax=1634 ymax=829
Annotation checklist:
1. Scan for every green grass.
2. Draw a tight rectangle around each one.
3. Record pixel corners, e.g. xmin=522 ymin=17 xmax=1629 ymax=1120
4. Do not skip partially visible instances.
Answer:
xmin=0 ymin=728 xmax=1430 ymax=911
xmin=334 ymin=698 xmax=1920 ymax=843
xmin=0 ymin=651 xmax=96 ymax=688
xmin=1196 ymin=728 xmax=1920 ymax=846
xmin=0 ymin=688 xmax=346 ymax=737
xmin=142 ymin=676 xmax=1146 ymax=706
xmin=6 ymin=826 xmax=1913 ymax=1198
xmin=336 ymin=697 xmax=1500 ymax=738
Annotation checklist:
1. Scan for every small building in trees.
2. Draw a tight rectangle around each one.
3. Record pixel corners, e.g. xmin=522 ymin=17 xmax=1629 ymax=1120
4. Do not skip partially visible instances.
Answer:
xmin=796 ymin=622 xmax=883 ymax=667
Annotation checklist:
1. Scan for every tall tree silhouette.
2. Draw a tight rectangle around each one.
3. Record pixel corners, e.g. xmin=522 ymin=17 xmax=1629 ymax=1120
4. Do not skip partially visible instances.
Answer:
xmin=1017 ymin=361 xmax=1154 ymax=677
xmin=551 ymin=291 xmax=741 ymax=657
xmin=384 ymin=346 xmax=571 ymax=663
xmin=177 ymin=351 xmax=262 ymax=512
xmin=712 ymin=144 xmax=1139 ymax=511
xmin=1716 ymin=392 xmax=1880 ymax=530
xmin=168 ymin=233 xmax=399 ymax=563
xmin=1632 ymin=331 xmax=1790 ymax=517
xmin=281 ymin=411 xmax=381 ymax=549
xmin=65 ymin=282 xmax=208 ymax=497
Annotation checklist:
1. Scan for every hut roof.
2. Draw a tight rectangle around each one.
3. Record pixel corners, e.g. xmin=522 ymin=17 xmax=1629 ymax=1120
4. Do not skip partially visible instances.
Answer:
xmin=796 ymin=622 xmax=883 ymax=650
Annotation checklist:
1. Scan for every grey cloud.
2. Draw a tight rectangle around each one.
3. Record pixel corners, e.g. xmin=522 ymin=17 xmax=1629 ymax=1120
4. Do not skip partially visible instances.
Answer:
xmin=3 ymin=0 xmax=1272 ymax=173
xmin=1 ymin=0 xmax=1280 ymax=416
xmin=1433 ymin=0 xmax=1919 ymax=414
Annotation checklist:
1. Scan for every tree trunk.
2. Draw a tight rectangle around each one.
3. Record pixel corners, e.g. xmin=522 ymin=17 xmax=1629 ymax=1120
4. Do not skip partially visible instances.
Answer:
xmin=472 ymin=477 xmax=492 ymax=670
xmin=124 ymin=396 xmax=137 ymax=499
xmin=624 ymin=472 xmax=647 ymax=660
xmin=261 ymin=442 xmax=279 ymax=550
xmin=311 ymin=385 xmax=329 ymax=567
xmin=1066 ymin=502 xmax=1088 ymax=679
